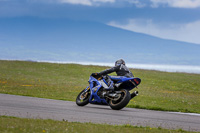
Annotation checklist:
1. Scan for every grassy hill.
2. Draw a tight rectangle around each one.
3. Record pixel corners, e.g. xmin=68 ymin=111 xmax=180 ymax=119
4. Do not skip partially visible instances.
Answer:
xmin=0 ymin=60 xmax=200 ymax=113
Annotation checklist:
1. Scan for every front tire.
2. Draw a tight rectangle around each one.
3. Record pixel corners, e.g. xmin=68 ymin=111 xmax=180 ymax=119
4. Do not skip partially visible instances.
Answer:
xmin=109 ymin=89 xmax=130 ymax=110
xmin=76 ymin=89 xmax=90 ymax=106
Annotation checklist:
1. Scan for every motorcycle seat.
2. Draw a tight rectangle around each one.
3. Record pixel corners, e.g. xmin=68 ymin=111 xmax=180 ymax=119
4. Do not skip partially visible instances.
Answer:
xmin=110 ymin=76 xmax=123 ymax=82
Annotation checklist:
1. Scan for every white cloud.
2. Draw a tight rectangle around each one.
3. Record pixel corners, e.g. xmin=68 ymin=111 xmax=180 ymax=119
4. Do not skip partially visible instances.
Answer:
xmin=27 ymin=0 xmax=147 ymax=7
xmin=108 ymin=19 xmax=200 ymax=44
xmin=59 ymin=0 xmax=92 ymax=6
xmin=58 ymin=0 xmax=115 ymax=6
xmin=93 ymin=0 xmax=115 ymax=3
xmin=150 ymin=0 xmax=200 ymax=8
xmin=125 ymin=0 xmax=146 ymax=8
xmin=2 ymin=0 xmax=200 ymax=8
xmin=58 ymin=0 xmax=148 ymax=7
xmin=26 ymin=0 xmax=115 ymax=6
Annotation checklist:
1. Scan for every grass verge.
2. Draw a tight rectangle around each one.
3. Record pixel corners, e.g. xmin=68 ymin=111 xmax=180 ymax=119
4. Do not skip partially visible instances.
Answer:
xmin=0 ymin=60 xmax=200 ymax=113
xmin=0 ymin=116 xmax=194 ymax=133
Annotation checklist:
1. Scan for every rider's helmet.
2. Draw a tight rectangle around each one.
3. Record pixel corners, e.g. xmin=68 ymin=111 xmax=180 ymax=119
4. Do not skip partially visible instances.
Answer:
xmin=115 ymin=59 xmax=125 ymax=66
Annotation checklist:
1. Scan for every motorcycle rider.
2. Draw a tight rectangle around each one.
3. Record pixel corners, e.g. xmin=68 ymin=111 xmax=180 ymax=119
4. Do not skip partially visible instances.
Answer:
xmin=94 ymin=59 xmax=134 ymax=92
xmin=99 ymin=59 xmax=134 ymax=78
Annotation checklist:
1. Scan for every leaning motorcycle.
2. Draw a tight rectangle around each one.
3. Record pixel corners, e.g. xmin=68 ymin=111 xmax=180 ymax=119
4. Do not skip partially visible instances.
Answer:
xmin=76 ymin=73 xmax=141 ymax=110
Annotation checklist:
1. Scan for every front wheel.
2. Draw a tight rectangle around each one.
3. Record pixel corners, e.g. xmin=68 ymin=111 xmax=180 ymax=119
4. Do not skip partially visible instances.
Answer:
xmin=109 ymin=89 xmax=130 ymax=110
xmin=76 ymin=88 xmax=90 ymax=106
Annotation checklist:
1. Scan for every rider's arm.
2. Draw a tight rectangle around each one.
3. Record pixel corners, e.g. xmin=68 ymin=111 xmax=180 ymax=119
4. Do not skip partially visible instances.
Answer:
xmin=99 ymin=65 xmax=120 ymax=75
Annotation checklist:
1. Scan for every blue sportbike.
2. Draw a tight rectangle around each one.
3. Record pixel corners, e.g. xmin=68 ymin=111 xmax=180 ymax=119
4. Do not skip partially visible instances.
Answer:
xmin=76 ymin=73 xmax=141 ymax=110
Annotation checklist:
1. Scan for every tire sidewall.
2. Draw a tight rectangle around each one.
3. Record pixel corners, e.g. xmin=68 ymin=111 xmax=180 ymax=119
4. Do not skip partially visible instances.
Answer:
xmin=76 ymin=89 xmax=90 ymax=106
xmin=109 ymin=89 xmax=130 ymax=110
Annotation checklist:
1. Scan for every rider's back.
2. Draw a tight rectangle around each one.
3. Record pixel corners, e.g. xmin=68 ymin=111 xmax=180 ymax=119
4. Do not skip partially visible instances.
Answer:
xmin=100 ymin=64 xmax=134 ymax=78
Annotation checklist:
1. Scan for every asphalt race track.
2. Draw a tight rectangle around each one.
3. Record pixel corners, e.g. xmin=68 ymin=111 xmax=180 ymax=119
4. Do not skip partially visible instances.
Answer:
xmin=0 ymin=94 xmax=200 ymax=132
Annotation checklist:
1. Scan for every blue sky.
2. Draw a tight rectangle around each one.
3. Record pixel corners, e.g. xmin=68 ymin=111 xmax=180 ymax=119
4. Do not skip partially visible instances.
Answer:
xmin=1 ymin=0 xmax=200 ymax=44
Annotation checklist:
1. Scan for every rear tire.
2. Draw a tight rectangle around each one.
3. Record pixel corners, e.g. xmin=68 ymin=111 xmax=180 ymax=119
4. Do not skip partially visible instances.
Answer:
xmin=76 ymin=89 xmax=90 ymax=106
xmin=109 ymin=89 xmax=130 ymax=110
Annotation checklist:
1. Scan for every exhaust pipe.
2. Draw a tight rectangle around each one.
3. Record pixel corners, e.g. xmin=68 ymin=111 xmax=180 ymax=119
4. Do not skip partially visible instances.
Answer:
xmin=130 ymin=91 xmax=138 ymax=99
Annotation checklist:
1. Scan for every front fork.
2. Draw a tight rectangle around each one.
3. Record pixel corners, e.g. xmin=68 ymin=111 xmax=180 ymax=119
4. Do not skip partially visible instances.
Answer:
xmin=82 ymin=87 xmax=90 ymax=98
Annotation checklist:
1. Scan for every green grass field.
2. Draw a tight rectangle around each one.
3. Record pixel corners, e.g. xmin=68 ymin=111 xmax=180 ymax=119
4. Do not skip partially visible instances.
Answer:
xmin=0 ymin=60 xmax=200 ymax=113
xmin=0 ymin=116 xmax=192 ymax=133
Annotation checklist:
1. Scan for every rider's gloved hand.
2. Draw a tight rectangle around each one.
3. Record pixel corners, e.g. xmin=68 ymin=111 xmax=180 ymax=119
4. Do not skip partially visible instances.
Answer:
xmin=92 ymin=73 xmax=102 ymax=78
xmin=91 ymin=72 xmax=100 ymax=76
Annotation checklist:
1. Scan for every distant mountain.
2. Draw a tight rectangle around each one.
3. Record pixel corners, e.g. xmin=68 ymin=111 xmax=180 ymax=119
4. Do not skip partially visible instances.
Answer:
xmin=0 ymin=17 xmax=200 ymax=65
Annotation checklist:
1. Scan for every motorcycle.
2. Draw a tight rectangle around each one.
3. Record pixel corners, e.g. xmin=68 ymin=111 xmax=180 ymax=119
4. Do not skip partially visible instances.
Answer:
xmin=76 ymin=73 xmax=141 ymax=110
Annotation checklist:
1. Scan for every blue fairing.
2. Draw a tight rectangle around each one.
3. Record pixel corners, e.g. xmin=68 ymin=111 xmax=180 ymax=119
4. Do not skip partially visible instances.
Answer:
xmin=110 ymin=76 xmax=133 ymax=83
xmin=88 ymin=76 xmax=107 ymax=104
xmin=110 ymin=76 xmax=141 ymax=90
xmin=87 ymin=75 xmax=141 ymax=104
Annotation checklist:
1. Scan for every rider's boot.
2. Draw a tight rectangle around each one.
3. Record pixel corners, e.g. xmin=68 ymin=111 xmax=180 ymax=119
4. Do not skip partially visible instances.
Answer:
xmin=102 ymin=86 xmax=114 ymax=97
xmin=107 ymin=86 xmax=115 ymax=96
xmin=114 ymin=83 xmax=122 ymax=88
xmin=108 ymin=85 xmax=115 ymax=92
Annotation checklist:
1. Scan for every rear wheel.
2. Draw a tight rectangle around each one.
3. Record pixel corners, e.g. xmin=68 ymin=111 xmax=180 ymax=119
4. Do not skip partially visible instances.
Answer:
xmin=76 ymin=88 xmax=90 ymax=106
xmin=109 ymin=89 xmax=130 ymax=110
